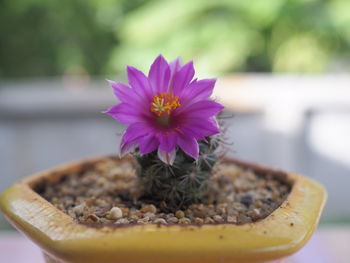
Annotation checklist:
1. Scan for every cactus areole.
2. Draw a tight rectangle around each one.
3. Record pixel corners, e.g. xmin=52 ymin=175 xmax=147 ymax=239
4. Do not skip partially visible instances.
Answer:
xmin=105 ymin=55 xmax=224 ymax=209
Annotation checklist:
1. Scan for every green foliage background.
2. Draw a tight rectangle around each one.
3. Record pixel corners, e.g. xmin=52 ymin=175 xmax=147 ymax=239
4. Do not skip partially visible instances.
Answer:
xmin=1 ymin=0 xmax=350 ymax=78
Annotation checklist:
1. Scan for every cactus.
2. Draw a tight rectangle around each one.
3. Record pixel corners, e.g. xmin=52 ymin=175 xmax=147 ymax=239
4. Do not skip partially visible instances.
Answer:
xmin=135 ymin=136 xmax=220 ymax=210
xmin=105 ymin=55 xmax=226 ymax=210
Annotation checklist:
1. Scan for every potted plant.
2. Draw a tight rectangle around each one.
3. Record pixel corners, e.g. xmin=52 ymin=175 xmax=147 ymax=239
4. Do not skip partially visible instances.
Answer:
xmin=0 ymin=55 xmax=326 ymax=263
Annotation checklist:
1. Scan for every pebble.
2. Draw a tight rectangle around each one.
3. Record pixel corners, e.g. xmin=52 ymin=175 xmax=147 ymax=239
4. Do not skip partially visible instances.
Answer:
xmin=153 ymin=218 xmax=167 ymax=225
xmin=213 ymin=215 xmax=224 ymax=223
xmin=168 ymin=217 xmax=179 ymax=223
xmin=137 ymin=217 xmax=150 ymax=224
xmin=115 ymin=218 xmax=129 ymax=224
xmin=165 ymin=213 xmax=175 ymax=219
xmin=87 ymin=214 xmax=99 ymax=223
xmin=144 ymin=212 xmax=156 ymax=220
xmin=179 ymin=217 xmax=191 ymax=224
xmin=227 ymin=215 xmax=237 ymax=223
xmin=194 ymin=217 xmax=204 ymax=225
xmin=175 ymin=210 xmax=185 ymax=219
xmin=121 ymin=207 xmax=129 ymax=217
xmin=204 ymin=217 xmax=215 ymax=223
xmin=141 ymin=204 xmax=157 ymax=214
xmin=237 ymin=214 xmax=252 ymax=223
xmin=254 ymin=200 xmax=263 ymax=208
xmin=246 ymin=208 xmax=261 ymax=220
xmin=72 ymin=203 xmax=85 ymax=216
xmin=184 ymin=209 xmax=193 ymax=217
xmin=241 ymin=195 xmax=253 ymax=207
xmin=107 ymin=207 xmax=123 ymax=220
xmin=130 ymin=214 xmax=140 ymax=221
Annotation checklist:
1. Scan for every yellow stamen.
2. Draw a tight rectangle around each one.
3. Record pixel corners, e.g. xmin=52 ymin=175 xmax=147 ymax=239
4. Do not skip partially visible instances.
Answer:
xmin=150 ymin=92 xmax=180 ymax=116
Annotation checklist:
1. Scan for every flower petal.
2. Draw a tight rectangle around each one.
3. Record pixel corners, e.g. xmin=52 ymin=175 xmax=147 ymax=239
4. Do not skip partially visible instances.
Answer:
xmin=158 ymin=148 xmax=176 ymax=165
xmin=172 ymin=61 xmax=195 ymax=95
xmin=120 ymin=122 xmax=156 ymax=155
xmin=159 ymin=132 xmax=177 ymax=152
xmin=168 ymin=57 xmax=182 ymax=90
xmin=127 ymin=66 xmax=152 ymax=100
xmin=105 ymin=103 xmax=146 ymax=124
xmin=181 ymin=78 xmax=216 ymax=104
xmin=122 ymin=122 xmax=154 ymax=141
xmin=120 ymin=140 xmax=138 ymax=157
xmin=148 ymin=55 xmax=170 ymax=94
xmin=175 ymin=100 xmax=224 ymax=119
xmin=108 ymin=80 xmax=144 ymax=105
xmin=139 ymin=134 xmax=159 ymax=154
xmin=178 ymin=126 xmax=206 ymax=141
xmin=169 ymin=57 xmax=182 ymax=78
xmin=181 ymin=117 xmax=220 ymax=138
xmin=177 ymin=135 xmax=199 ymax=159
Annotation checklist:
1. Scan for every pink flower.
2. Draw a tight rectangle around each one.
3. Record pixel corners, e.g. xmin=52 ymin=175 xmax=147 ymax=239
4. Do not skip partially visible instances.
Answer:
xmin=105 ymin=55 xmax=224 ymax=164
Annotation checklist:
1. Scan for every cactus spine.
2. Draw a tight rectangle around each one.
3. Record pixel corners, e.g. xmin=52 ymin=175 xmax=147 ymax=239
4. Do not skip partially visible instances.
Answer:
xmin=135 ymin=136 xmax=220 ymax=210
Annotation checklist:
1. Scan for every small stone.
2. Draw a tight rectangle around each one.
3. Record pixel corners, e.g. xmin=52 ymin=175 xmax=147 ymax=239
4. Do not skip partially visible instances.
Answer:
xmin=175 ymin=210 xmax=185 ymax=219
xmin=121 ymin=207 xmax=129 ymax=217
xmin=216 ymin=206 xmax=226 ymax=215
xmin=158 ymin=213 xmax=166 ymax=218
xmin=115 ymin=218 xmax=129 ymax=224
xmin=185 ymin=209 xmax=193 ymax=217
xmin=208 ymin=211 xmax=216 ymax=217
xmin=258 ymin=180 xmax=266 ymax=188
xmin=237 ymin=214 xmax=252 ymax=223
xmin=226 ymin=207 xmax=238 ymax=216
xmin=232 ymin=202 xmax=245 ymax=211
xmin=85 ymin=199 xmax=94 ymax=206
xmin=129 ymin=214 xmax=140 ymax=221
xmin=165 ymin=213 xmax=174 ymax=219
xmin=141 ymin=204 xmax=157 ymax=214
xmin=96 ymin=176 xmax=108 ymax=186
xmin=144 ymin=212 xmax=156 ymax=220
xmin=95 ymin=199 xmax=109 ymax=207
xmin=204 ymin=217 xmax=215 ymax=224
xmin=129 ymin=209 xmax=142 ymax=218
xmin=87 ymin=214 xmax=99 ymax=223
xmin=138 ymin=216 xmax=150 ymax=224
xmin=107 ymin=207 xmax=123 ymax=220
xmin=241 ymin=194 xmax=253 ymax=207
xmin=193 ymin=205 xmax=207 ymax=217
xmin=254 ymin=200 xmax=263 ymax=208
xmin=227 ymin=215 xmax=237 ymax=223
xmin=179 ymin=217 xmax=191 ymax=224
xmin=247 ymin=208 xmax=261 ymax=220
xmin=72 ymin=203 xmax=85 ymax=216
xmin=167 ymin=217 xmax=179 ymax=224
xmin=218 ymin=203 xmax=228 ymax=209
xmin=194 ymin=217 xmax=204 ymax=225
xmin=68 ymin=210 xmax=77 ymax=218
xmin=226 ymin=193 xmax=234 ymax=202
xmin=137 ymin=219 xmax=146 ymax=224
xmin=153 ymin=218 xmax=167 ymax=225
xmin=213 ymin=215 xmax=223 ymax=223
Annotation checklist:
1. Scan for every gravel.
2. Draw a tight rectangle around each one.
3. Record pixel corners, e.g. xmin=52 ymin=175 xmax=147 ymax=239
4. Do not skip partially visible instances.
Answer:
xmin=38 ymin=157 xmax=291 ymax=226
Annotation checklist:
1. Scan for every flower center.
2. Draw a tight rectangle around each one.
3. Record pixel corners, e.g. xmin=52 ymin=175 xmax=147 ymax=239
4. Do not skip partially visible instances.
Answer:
xmin=150 ymin=92 xmax=180 ymax=116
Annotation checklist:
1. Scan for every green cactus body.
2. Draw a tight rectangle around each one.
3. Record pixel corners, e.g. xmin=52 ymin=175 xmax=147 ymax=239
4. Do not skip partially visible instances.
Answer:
xmin=136 ymin=137 xmax=219 ymax=211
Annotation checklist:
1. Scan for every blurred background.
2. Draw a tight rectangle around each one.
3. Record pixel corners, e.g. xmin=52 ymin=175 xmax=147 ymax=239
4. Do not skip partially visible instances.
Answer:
xmin=0 ymin=0 xmax=350 ymax=261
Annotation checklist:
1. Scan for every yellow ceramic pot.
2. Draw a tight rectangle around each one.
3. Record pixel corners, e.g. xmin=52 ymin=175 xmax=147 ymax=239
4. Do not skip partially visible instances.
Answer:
xmin=0 ymin=156 xmax=326 ymax=263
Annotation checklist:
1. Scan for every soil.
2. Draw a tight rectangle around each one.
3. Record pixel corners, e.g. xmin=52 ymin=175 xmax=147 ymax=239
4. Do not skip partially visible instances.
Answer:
xmin=38 ymin=157 xmax=291 ymax=226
